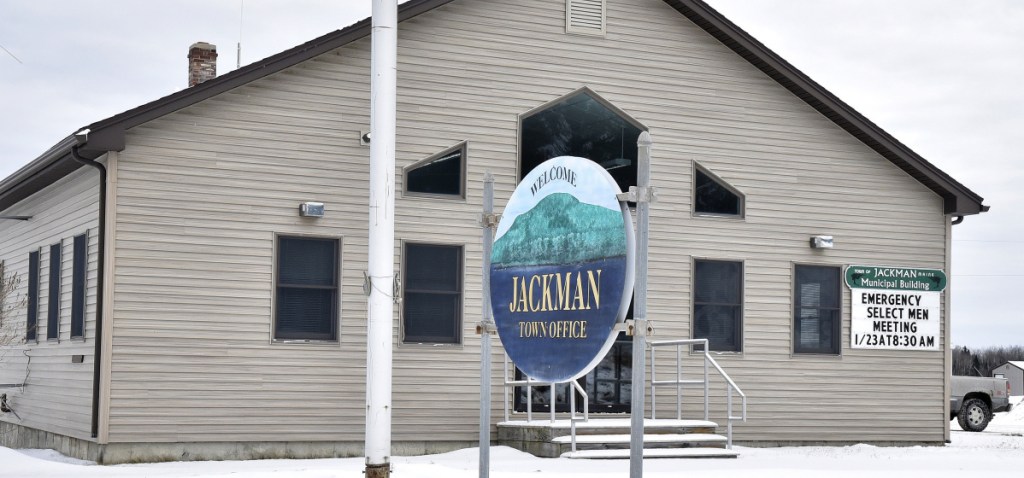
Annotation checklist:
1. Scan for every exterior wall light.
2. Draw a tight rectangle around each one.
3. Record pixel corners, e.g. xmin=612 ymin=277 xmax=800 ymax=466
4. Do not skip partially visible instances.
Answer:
xmin=810 ymin=235 xmax=834 ymax=249
xmin=299 ymin=202 xmax=325 ymax=218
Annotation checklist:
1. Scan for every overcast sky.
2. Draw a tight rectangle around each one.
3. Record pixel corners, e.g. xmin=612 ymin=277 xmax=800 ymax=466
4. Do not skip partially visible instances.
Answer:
xmin=1 ymin=1 xmax=1020 ymax=348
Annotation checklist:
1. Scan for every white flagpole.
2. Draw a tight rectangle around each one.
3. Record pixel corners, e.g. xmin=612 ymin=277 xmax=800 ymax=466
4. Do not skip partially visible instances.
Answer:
xmin=366 ymin=1 xmax=397 ymax=477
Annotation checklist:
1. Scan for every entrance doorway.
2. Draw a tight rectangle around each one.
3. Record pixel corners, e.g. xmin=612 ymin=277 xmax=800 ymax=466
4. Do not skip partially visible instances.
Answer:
xmin=513 ymin=332 xmax=633 ymax=414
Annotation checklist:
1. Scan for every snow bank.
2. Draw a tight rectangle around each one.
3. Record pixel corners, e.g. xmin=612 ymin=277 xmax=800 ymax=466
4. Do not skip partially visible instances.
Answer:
xmin=4 ymin=409 xmax=1024 ymax=478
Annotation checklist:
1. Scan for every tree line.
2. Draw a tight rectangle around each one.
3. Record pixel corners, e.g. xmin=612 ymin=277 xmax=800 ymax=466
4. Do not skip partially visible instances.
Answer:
xmin=953 ymin=345 xmax=1024 ymax=377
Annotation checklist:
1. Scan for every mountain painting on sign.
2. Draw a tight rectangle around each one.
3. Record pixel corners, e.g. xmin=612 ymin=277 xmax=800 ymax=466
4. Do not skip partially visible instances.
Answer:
xmin=491 ymin=156 xmax=634 ymax=383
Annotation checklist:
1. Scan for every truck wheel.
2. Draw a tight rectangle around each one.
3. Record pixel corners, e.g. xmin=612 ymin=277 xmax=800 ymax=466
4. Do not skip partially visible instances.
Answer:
xmin=957 ymin=398 xmax=991 ymax=432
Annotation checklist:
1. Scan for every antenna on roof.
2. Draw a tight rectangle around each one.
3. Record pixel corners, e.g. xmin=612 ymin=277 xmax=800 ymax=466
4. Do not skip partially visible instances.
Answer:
xmin=236 ymin=0 xmax=244 ymax=69
xmin=1 ymin=43 xmax=22 ymax=64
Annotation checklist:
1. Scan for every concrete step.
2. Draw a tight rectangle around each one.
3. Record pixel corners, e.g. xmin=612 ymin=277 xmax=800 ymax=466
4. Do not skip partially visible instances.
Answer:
xmin=552 ymin=432 xmax=727 ymax=448
xmin=562 ymin=447 xmax=739 ymax=459
xmin=499 ymin=418 xmax=719 ymax=437
xmin=497 ymin=418 xmax=730 ymax=458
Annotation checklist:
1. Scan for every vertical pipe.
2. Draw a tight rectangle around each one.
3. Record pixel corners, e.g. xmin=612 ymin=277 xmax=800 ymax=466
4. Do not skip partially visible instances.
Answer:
xmin=676 ymin=345 xmax=681 ymax=420
xmin=503 ymin=355 xmax=509 ymax=422
xmin=366 ymin=1 xmax=397 ymax=477
xmin=630 ymin=132 xmax=652 ymax=478
xmin=703 ymin=351 xmax=709 ymax=421
xmin=727 ymin=388 xmax=733 ymax=448
xmin=479 ymin=173 xmax=495 ymax=478
xmin=650 ymin=347 xmax=656 ymax=419
xmin=550 ymin=386 xmax=556 ymax=423
xmin=942 ymin=217 xmax=953 ymax=443
xmin=527 ymin=380 xmax=533 ymax=422
xmin=71 ymin=145 xmax=106 ymax=439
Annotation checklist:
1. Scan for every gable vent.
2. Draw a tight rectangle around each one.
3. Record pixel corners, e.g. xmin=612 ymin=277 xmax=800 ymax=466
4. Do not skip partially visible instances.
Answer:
xmin=566 ymin=0 xmax=606 ymax=36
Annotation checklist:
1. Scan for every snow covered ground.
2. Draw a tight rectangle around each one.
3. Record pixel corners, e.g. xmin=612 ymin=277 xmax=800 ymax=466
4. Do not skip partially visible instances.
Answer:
xmin=4 ymin=398 xmax=1024 ymax=478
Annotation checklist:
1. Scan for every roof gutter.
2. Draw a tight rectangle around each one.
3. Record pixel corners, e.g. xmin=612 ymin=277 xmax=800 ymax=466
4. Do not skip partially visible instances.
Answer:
xmin=70 ymin=130 xmax=106 ymax=439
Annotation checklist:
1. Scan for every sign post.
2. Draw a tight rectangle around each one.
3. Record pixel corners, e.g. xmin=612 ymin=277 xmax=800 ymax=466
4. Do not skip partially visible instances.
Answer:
xmin=629 ymin=132 xmax=653 ymax=478
xmin=478 ymin=173 xmax=497 ymax=478
xmin=846 ymin=265 xmax=947 ymax=351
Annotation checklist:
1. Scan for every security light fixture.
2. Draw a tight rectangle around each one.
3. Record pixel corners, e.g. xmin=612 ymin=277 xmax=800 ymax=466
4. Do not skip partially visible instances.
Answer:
xmin=810 ymin=235 xmax=834 ymax=249
xmin=299 ymin=202 xmax=325 ymax=218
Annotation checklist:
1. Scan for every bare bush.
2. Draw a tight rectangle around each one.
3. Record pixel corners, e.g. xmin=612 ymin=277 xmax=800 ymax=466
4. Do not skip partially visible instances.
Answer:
xmin=0 ymin=261 xmax=25 ymax=350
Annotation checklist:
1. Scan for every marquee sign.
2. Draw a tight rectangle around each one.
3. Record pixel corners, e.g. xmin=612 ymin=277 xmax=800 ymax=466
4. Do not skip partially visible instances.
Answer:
xmin=846 ymin=265 xmax=946 ymax=351
xmin=490 ymin=156 xmax=635 ymax=383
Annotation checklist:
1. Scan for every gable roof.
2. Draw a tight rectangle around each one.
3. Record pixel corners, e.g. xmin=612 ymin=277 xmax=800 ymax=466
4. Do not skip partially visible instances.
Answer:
xmin=0 ymin=0 xmax=987 ymax=215
xmin=1000 ymin=361 xmax=1024 ymax=371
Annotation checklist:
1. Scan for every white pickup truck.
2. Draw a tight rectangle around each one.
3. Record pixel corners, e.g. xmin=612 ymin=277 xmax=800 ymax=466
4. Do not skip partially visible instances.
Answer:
xmin=950 ymin=375 xmax=1012 ymax=432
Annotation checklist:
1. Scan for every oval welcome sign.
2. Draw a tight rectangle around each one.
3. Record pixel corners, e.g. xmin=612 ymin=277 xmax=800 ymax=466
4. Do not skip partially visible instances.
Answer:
xmin=490 ymin=156 xmax=635 ymax=383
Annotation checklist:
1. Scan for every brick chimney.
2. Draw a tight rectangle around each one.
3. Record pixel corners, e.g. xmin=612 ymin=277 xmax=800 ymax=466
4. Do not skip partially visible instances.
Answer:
xmin=188 ymin=42 xmax=217 ymax=87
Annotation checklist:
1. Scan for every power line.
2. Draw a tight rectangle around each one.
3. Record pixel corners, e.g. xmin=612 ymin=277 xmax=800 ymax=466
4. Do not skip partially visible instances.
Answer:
xmin=953 ymin=239 xmax=1024 ymax=244
xmin=0 ymin=43 xmax=22 ymax=64
xmin=955 ymin=274 xmax=1024 ymax=277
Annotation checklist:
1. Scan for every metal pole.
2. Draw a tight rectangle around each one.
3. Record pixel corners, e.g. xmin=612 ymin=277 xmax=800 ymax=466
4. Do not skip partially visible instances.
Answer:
xmin=550 ymin=386 xmax=556 ymax=423
xmin=676 ymin=345 xmax=682 ymax=420
xmin=479 ymin=172 xmax=496 ymax=478
xmin=703 ymin=352 xmax=709 ymax=421
xmin=366 ymin=1 xmax=397 ymax=477
xmin=630 ymin=132 xmax=653 ymax=478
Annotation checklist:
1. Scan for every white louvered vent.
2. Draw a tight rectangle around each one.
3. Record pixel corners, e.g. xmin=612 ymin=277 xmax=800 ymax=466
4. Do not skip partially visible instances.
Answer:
xmin=566 ymin=0 xmax=606 ymax=36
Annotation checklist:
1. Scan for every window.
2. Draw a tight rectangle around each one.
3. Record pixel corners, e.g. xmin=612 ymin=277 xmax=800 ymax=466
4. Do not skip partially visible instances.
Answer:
xmin=694 ymin=164 xmax=743 ymax=217
xmin=47 ymin=242 xmax=61 ymax=341
xmin=404 ymin=142 xmax=466 ymax=198
xmin=402 ymin=243 xmax=462 ymax=344
xmin=71 ymin=234 xmax=87 ymax=339
xmin=794 ymin=265 xmax=841 ymax=354
xmin=274 ymin=236 xmax=339 ymax=341
xmin=26 ymin=251 xmax=39 ymax=341
xmin=520 ymin=88 xmax=644 ymax=194
xmin=693 ymin=259 xmax=742 ymax=352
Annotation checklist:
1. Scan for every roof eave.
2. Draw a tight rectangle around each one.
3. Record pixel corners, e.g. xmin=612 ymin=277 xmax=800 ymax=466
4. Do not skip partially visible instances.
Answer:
xmin=2 ymin=0 xmax=987 ymax=217
xmin=0 ymin=0 xmax=454 ymax=213
xmin=664 ymin=0 xmax=987 ymax=216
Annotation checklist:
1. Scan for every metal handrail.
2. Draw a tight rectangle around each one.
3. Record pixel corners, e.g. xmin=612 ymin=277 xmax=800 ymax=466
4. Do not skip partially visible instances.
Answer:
xmin=648 ymin=338 xmax=747 ymax=448
xmin=503 ymin=355 xmax=590 ymax=453
xmin=503 ymin=354 xmax=590 ymax=424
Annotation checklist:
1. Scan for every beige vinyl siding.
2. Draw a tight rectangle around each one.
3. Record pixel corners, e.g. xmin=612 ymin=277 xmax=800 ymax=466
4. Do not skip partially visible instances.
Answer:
xmin=0 ymin=167 xmax=100 ymax=440
xmin=105 ymin=0 xmax=947 ymax=445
